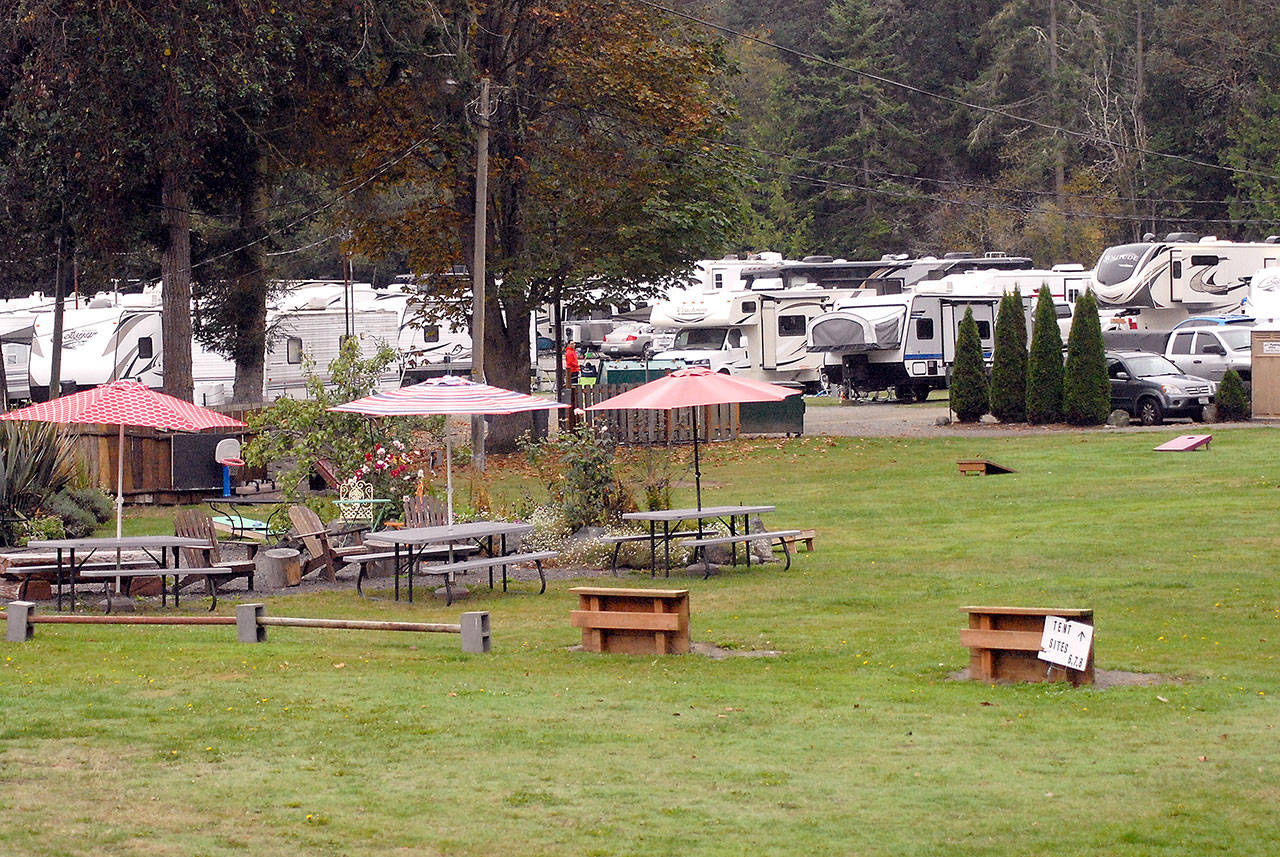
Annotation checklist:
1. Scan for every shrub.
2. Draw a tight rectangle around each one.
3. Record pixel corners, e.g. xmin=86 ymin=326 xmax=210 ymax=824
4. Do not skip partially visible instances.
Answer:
xmin=21 ymin=514 xmax=65 ymax=546
xmin=1216 ymin=369 xmax=1250 ymax=421
xmin=1026 ymin=287 xmax=1064 ymax=423
xmin=69 ymin=486 xmax=114 ymax=523
xmin=1062 ymin=290 xmax=1110 ymax=425
xmin=989 ymin=288 xmax=1028 ymax=422
xmin=0 ymin=422 xmax=78 ymax=546
xmin=43 ymin=491 xmax=97 ymax=538
xmin=949 ymin=307 xmax=989 ymax=422
xmin=520 ymin=423 xmax=635 ymax=530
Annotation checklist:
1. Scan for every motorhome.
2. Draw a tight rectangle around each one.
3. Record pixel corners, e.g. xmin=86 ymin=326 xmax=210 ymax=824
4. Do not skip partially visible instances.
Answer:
xmin=1090 ymin=234 xmax=1280 ymax=328
xmin=806 ymin=282 xmax=1033 ymax=401
xmin=27 ymin=290 xmax=402 ymax=404
xmin=738 ymin=252 xmax=1034 ymax=293
xmin=649 ymin=285 xmax=865 ymax=390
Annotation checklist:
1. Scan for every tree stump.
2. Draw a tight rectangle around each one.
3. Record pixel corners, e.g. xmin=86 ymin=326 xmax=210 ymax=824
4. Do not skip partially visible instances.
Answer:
xmin=257 ymin=548 xmax=301 ymax=589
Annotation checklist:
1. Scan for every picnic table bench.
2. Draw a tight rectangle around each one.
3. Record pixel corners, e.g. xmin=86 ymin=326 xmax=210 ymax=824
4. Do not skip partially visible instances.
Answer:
xmin=0 ymin=552 xmax=156 ymax=601
xmin=79 ymin=566 xmax=234 ymax=612
xmin=681 ymin=529 xmax=802 ymax=579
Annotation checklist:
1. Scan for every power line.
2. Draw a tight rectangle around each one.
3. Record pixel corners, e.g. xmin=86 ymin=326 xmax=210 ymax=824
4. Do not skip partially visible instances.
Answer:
xmin=633 ymin=0 xmax=1280 ymax=183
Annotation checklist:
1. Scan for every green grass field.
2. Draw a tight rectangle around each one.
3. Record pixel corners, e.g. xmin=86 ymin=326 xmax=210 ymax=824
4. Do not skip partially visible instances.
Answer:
xmin=3 ymin=428 xmax=1279 ymax=856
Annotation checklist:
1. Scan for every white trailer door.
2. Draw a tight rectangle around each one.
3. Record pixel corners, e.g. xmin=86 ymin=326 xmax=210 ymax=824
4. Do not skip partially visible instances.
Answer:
xmin=759 ymin=298 xmax=777 ymax=370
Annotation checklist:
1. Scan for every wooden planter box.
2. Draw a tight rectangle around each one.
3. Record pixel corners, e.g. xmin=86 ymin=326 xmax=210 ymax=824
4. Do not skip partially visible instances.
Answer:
xmin=960 ymin=606 xmax=1094 ymax=685
xmin=570 ymin=586 xmax=690 ymax=655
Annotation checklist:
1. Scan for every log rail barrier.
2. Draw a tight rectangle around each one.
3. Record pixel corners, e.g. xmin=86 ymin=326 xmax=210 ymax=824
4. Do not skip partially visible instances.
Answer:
xmin=3 ymin=601 xmax=491 ymax=653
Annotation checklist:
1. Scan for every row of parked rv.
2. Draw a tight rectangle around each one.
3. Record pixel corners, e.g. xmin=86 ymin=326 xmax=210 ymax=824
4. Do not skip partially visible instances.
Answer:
xmin=592 ymin=234 xmax=1280 ymax=401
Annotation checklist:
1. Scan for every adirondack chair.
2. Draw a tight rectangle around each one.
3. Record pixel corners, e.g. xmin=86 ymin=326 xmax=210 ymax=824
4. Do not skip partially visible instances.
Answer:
xmin=287 ymin=504 xmax=367 ymax=582
xmin=172 ymin=508 xmax=257 ymax=593
xmin=402 ymin=494 xmax=448 ymax=528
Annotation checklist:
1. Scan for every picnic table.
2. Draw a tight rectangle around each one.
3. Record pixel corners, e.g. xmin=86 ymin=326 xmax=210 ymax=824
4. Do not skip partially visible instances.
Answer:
xmin=24 ymin=535 xmax=218 ymax=611
xmin=618 ymin=505 xmax=779 ymax=577
xmin=361 ymin=520 xmax=553 ymax=604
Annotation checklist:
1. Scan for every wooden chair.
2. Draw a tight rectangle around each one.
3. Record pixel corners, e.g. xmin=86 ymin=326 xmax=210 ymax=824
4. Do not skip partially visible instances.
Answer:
xmin=173 ymin=508 xmax=257 ymax=594
xmin=402 ymin=494 xmax=448 ymax=527
xmin=287 ymin=505 xmax=367 ymax=582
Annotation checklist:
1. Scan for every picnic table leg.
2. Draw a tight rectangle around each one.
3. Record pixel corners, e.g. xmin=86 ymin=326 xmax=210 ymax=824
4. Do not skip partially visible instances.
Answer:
xmin=394 ymin=543 xmax=401 ymax=601
xmin=647 ymin=521 xmax=656 ymax=578
xmin=610 ymin=540 xmax=623 ymax=577
xmin=55 ymin=548 xmax=65 ymax=612
xmin=778 ymin=536 xmax=793 ymax=572
xmin=662 ymin=521 xmax=672 ymax=579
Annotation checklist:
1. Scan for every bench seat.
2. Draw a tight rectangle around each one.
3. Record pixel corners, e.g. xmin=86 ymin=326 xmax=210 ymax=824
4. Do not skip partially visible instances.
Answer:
xmin=420 ymin=551 xmax=557 ymax=605
xmin=79 ymin=566 xmax=234 ymax=611
xmin=352 ymin=545 xmax=480 ymax=596
xmin=600 ymin=530 xmax=717 ymax=575
xmin=680 ymin=529 xmax=803 ymax=578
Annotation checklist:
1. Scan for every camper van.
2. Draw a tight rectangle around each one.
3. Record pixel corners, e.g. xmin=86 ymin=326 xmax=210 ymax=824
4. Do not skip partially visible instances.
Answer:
xmin=649 ymin=285 xmax=864 ymax=390
xmin=28 ymin=295 xmax=402 ymax=404
xmin=1090 ymin=234 xmax=1280 ymax=327
xmin=807 ymin=283 xmax=1032 ymax=401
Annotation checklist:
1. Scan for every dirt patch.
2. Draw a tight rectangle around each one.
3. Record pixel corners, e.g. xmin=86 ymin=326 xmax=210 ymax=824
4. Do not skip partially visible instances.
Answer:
xmin=950 ymin=667 xmax=1183 ymax=688
xmin=690 ymin=641 xmax=782 ymax=659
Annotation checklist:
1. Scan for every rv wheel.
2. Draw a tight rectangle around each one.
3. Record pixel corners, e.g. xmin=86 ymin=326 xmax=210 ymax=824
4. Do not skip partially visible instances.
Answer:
xmin=894 ymin=384 xmax=915 ymax=403
xmin=1137 ymin=397 xmax=1164 ymax=426
xmin=913 ymin=384 xmax=932 ymax=403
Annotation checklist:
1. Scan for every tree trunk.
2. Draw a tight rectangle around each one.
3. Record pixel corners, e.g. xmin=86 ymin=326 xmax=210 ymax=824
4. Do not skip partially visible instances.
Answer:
xmin=484 ymin=294 xmax=536 ymax=453
xmin=231 ymin=156 xmax=268 ymax=406
xmin=160 ymin=167 xmax=194 ymax=401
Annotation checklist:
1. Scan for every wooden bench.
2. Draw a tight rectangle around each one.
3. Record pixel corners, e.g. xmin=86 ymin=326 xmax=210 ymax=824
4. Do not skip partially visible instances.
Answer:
xmin=1 ymin=558 xmax=159 ymax=601
xmin=780 ymin=528 xmax=817 ymax=552
xmin=680 ymin=529 xmax=802 ymax=578
xmin=569 ymin=586 xmax=690 ymax=654
xmin=79 ymin=566 xmax=234 ymax=611
xmin=957 ymin=459 xmax=1016 ymax=475
xmin=960 ymin=606 xmax=1094 ymax=685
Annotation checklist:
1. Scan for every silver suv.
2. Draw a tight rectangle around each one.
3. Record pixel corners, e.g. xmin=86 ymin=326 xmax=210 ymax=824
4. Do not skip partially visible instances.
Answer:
xmin=1165 ymin=324 xmax=1252 ymax=384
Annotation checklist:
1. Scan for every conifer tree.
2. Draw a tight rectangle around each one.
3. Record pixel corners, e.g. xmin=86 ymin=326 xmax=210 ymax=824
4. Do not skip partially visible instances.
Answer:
xmin=1216 ymin=369 xmax=1250 ymax=421
xmin=949 ymin=307 xmax=988 ymax=422
xmin=1062 ymin=289 xmax=1111 ymax=425
xmin=1026 ymin=287 xmax=1064 ymax=424
xmin=989 ymin=288 xmax=1027 ymax=422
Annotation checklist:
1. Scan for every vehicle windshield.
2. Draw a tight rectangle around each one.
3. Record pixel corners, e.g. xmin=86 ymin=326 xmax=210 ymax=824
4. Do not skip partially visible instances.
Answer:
xmin=1126 ymin=354 xmax=1182 ymax=376
xmin=672 ymin=327 xmax=729 ymax=350
xmin=1094 ymin=243 xmax=1155 ymax=286
xmin=1218 ymin=328 xmax=1252 ymax=351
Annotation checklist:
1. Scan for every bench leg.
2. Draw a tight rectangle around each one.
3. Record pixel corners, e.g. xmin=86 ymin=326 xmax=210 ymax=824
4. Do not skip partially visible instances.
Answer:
xmin=534 ymin=560 xmax=546 ymax=595
xmin=610 ymin=541 xmax=623 ymax=577
xmin=701 ymin=547 xmax=713 ymax=580
xmin=356 ymin=565 xmax=366 ymax=597
xmin=778 ymin=537 xmax=793 ymax=572
xmin=205 ymin=575 xmax=217 ymax=612
xmin=443 ymin=575 xmax=452 ymax=606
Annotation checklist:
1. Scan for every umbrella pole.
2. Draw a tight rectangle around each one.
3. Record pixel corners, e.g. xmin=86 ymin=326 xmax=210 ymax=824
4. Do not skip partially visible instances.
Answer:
xmin=693 ymin=406 xmax=702 ymax=512
xmin=446 ymin=437 xmax=454 ymax=526
xmin=116 ymin=423 xmax=125 ymax=540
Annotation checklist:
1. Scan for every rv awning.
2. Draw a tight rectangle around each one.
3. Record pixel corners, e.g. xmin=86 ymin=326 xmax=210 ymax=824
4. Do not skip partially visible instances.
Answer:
xmin=807 ymin=305 xmax=904 ymax=353
xmin=0 ymin=316 xmax=35 ymax=345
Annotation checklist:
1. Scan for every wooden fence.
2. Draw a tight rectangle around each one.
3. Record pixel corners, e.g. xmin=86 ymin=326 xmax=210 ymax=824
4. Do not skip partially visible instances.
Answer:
xmin=572 ymin=383 xmax=739 ymax=446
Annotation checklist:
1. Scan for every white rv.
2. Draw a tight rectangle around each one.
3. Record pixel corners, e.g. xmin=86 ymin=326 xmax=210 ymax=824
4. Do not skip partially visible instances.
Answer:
xmin=807 ymin=282 xmax=1033 ymax=401
xmin=28 ymin=294 xmax=401 ymax=404
xmin=1091 ymin=234 xmax=1280 ymax=327
xmin=649 ymin=286 xmax=865 ymax=390
xmin=739 ymin=252 xmax=1034 ymax=293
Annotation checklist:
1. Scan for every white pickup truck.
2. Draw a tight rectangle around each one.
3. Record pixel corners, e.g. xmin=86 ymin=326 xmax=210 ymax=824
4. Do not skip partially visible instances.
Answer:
xmin=1102 ymin=319 xmax=1252 ymax=384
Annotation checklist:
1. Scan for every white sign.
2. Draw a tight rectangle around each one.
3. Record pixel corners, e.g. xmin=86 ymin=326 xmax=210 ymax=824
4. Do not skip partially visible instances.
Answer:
xmin=1263 ymin=340 xmax=1280 ymax=355
xmin=1038 ymin=615 xmax=1093 ymax=671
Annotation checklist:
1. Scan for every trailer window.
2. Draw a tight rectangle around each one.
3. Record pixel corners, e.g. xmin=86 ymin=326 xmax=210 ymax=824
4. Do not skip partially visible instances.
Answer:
xmin=915 ymin=318 xmax=934 ymax=339
xmin=286 ymin=336 xmax=303 ymax=364
xmin=741 ymin=300 xmax=757 ymax=313
xmin=1170 ymin=332 xmax=1193 ymax=354
xmin=136 ymin=337 xmax=153 ymax=359
xmin=976 ymin=321 xmax=991 ymax=339
xmin=1191 ymin=255 xmax=1219 ymax=267
xmin=777 ymin=315 xmax=806 ymax=337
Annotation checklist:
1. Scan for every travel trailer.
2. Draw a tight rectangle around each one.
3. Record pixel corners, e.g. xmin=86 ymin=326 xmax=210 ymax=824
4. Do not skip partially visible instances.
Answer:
xmin=1090 ymin=234 xmax=1280 ymax=328
xmin=806 ymin=283 xmax=1033 ymax=401
xmin=649 ymin=285 xmax=865 ymax=390
xmin=27 ymin=292 xmax=402 ymax=404
xmin=738 ymin=252 xmax=1034 ymax=293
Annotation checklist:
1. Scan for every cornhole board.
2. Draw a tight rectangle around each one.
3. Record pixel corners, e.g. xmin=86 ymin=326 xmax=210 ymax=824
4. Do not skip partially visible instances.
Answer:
xmin=957 ymin=459 xmax=1016 ymax=475
xmin=1153 ymin=434 xmax=1212 ymax=452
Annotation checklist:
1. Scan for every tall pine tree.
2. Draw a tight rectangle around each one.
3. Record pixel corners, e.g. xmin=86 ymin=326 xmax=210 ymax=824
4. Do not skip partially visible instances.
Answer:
xmin=989 ymin=287 xmax=1028 ymax=422
xmin=1026 ymin=287 xmax=1064 ymax=423
xmin=1062 ymin=289 xmax=1110 ymax=425
xmin=949 ymin=307 xmax=989 ymax=422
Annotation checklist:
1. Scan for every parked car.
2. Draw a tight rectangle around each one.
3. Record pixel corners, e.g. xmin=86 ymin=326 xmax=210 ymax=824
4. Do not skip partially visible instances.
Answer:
xmin=1106 ymin=349 xmax=1216 ymax=425
xmin=601 ymin=323 xmax=673 ymax=359
xmin=1164 ymin=323 xmax=1252 ymax=384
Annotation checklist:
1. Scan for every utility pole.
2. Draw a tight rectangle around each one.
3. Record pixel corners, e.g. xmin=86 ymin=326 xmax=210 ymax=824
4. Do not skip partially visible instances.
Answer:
xmin=50 ymin=235 xmax=65 ymax=400
xmin=471 ymin=75 xmax=492 ymax=473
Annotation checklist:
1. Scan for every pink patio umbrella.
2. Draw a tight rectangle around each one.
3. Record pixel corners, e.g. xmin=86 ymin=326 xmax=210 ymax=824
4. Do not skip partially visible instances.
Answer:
xmin=0 ymin=380 xmax=247 ymax=537
xmin=586 ymin=366 xmax=799 ymax=510
xmin=329 ymin=375 xmax=566 ymax=524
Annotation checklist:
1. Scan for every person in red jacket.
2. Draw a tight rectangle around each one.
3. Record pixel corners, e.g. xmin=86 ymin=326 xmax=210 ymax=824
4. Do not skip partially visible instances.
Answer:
xmin=564 ymin=338 xmax=580 ymax=385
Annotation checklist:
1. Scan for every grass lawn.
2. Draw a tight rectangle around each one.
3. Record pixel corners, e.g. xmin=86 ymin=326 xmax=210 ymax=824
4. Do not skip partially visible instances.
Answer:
xmin=3 ymin=427 xmax=1280 ymax=855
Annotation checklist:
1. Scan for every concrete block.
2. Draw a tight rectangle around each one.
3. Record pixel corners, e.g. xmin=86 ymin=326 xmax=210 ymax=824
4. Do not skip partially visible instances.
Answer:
xmin=236 ymin=603 xmax=266 ymax=643
xmin=460 ymin=611 xmax=491 ymax=653
xmin=6 ymin=601 xmax=34 ymax=642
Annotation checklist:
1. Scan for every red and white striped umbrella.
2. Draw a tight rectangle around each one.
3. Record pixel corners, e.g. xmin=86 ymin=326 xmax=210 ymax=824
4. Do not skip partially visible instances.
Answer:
xmin=0 ymin=380 xmax=247 ymax=536
xmin=330 ymin=375 xmax=565 ymax=523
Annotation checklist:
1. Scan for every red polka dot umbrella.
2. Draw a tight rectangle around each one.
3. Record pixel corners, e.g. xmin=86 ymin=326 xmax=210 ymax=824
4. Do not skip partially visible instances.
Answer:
xmin=0 ymin=380 xmax=247 ymax=537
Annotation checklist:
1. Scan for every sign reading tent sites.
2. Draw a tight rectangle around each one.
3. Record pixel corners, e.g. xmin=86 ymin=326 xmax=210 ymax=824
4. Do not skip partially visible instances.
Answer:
xmin=1038 ymin=615 xmax=1093 ymax=671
